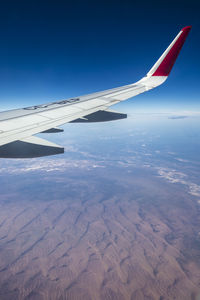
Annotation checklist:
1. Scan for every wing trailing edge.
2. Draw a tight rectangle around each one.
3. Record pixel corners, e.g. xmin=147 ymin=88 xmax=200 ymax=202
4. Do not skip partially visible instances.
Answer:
xmin=0 ymin=136 xmax=64 ymax=158
xmin=71 ymin=109 xmax=127 ymax=123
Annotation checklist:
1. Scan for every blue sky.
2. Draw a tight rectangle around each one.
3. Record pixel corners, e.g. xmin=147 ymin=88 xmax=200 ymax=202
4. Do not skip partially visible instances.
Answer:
xmin=0 ymin=0 xmax=199 ymax=112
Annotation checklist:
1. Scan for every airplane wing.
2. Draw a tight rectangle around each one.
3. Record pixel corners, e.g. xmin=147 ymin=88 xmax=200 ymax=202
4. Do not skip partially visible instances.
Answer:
xmin=0 ymin=26 xmax=191 ymax=158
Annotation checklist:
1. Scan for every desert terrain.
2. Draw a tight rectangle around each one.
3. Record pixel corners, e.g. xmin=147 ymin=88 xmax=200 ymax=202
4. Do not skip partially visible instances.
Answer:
xmin=0 ymin=158 xmax=200 ymax=300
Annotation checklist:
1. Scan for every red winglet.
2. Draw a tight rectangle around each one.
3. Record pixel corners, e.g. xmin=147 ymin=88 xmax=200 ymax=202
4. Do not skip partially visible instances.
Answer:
xmin=152 ymin=26 xmax=191 ymax=76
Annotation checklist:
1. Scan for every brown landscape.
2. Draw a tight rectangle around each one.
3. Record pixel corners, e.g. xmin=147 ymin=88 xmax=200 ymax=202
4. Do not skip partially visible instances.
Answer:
xmin=0 ymin=158 xmax=200 ymax=300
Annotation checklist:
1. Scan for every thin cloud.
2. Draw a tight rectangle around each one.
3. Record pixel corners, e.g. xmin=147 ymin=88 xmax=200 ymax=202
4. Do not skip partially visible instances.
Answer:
xmin=157 ymin=167 xmax=200 ymax=198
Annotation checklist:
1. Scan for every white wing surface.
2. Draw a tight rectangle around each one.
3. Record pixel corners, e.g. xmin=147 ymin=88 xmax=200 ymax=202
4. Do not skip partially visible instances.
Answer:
xmin=0 ymin=26 xmax=191 ymax=158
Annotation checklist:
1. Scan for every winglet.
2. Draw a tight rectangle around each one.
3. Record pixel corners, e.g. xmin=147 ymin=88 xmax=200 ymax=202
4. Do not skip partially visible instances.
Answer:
xmin=147 ymin=26 xmax=191 ymax=77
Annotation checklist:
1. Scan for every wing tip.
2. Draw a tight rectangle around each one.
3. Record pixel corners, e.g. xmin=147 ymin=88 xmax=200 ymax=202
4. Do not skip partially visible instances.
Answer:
xmin=181 ymin=25 xmax=192 ymax=32
xmin=150 ymin=25 xmax=191 ymax=77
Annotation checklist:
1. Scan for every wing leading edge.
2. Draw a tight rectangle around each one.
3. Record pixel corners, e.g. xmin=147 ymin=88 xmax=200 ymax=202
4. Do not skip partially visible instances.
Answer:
xmin=0 ymin=26 xmax=191 ymax=158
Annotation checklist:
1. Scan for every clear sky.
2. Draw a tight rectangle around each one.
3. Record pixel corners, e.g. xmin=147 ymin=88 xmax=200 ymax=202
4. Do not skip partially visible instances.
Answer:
xmin=0 ymin=0 xmax=199 ymax=112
